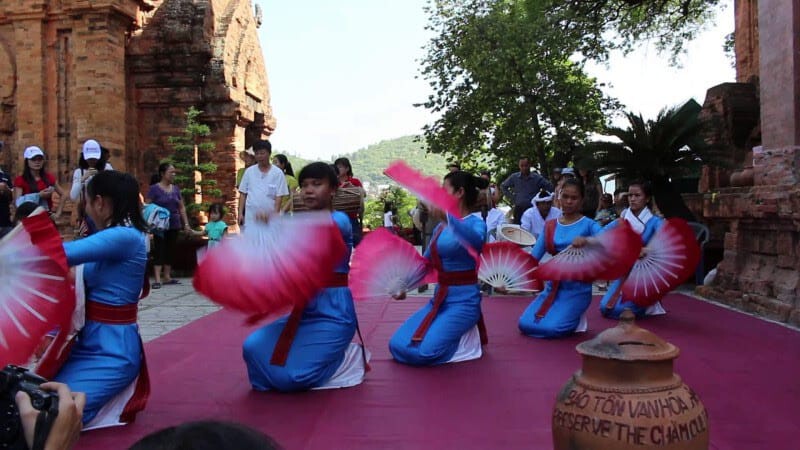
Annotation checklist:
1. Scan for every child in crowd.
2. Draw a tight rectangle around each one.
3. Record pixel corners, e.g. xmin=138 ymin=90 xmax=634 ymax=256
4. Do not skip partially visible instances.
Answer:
xmin=193 ymin=203 xmax=228 ymax=248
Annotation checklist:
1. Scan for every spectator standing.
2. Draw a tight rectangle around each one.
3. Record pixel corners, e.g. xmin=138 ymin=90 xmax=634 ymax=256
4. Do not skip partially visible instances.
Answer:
xmin=0 ymin=142 xmax=12 ymax=235
xmin=594 ymin=193 xmax=618 ymax=226
xmin=70 ymin=139 xmax=113 ymax=236
xmin=237 ymin=140 xmax=288 ymax=229
xmin=146 ymin=162 xmax=191 ymax=289
xmin=579 ymin=168 xmax=603 ymax=218
xmin=500 ymin=157 xmax=552 ymax=225
xmin=13 ymin=146 xmax=67 ymax=219
xmin=272 ymin=154 xmax=297 ymax=214
xmin=334 ymin=157 xmax=365 ymax=245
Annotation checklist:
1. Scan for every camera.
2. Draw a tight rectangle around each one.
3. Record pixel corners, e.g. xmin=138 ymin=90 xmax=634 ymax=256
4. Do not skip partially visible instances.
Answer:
xmin=0 ymin=365 xmax=59 ymax=450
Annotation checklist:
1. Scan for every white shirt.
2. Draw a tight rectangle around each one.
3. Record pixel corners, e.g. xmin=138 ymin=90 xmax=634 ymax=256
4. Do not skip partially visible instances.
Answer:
xmin=238 ymin=164 xmax=288 ymax=228
xmin=70 ymin=163 xmax=114 ymax=201
xmin=520 ymin=206 xmax=562 ymax=239
xmin=384 ymin=211 xmax=394 ymax=228
xmin=485 ymin=208 xmax=507 ymax=242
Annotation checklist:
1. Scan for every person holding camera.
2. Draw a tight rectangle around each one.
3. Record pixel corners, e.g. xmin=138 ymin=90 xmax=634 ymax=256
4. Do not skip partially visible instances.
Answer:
xmin=13 ymin=381 xmax=85 ymax=450
xmin=69 ymin=139 xmax=113 ymax=237
xmin=12 ymin=146 xmax=68 ymax=220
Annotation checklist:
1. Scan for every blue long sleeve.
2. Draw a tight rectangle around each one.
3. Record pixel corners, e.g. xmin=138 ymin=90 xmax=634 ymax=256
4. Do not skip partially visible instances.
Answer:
xmin=446 ymin=213 xmax=486 ymax=251
xmin=64 ymin=227 xmax=144 ymax=266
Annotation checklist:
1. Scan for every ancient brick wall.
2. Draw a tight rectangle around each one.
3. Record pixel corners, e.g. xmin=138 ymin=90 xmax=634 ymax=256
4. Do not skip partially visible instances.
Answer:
xmin=128 ymin=0 xmax=275 ymax=222
xmin=697 ymin=0 xmax=800 ymax=327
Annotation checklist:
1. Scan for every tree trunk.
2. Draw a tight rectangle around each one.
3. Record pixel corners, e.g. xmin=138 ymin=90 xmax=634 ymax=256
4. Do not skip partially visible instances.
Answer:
xmin=651 ymin=175 xmax=697 ymax=221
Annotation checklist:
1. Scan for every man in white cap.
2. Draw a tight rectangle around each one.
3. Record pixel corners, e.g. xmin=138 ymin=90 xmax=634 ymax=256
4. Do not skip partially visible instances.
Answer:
xmin=520 ymin=189 xmax=562 ymax=240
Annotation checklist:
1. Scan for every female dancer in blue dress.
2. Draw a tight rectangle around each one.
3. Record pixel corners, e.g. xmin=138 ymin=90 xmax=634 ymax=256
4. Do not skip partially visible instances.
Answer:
xmin=53 ymin=170 xmax=149 ymax=427
xmin=599 ymin=180 xmax=666 ymax=319
xmin=389 ymin=171 xmax=488 ymax=366
xmin=242 ymin=162 xmax=364 ymax=391
xmin=518 ymin=178 xmax=603 ymax=338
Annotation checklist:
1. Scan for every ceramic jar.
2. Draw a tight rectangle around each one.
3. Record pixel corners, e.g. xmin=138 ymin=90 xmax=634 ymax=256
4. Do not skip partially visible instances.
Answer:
xmin=552 ymin=310 xmax=708 ymax=449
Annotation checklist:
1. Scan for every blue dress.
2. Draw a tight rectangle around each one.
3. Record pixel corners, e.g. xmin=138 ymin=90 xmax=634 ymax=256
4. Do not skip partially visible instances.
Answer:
xmin=389 ymin=214 xmax=486 ymax=366
xmin=599 ymin=216 xmax=665 ymax=319
xmin=518 ymin=217 xmax=602 ymax=338
xmin=54 ymin=226 xmax=147 ymax=425
xmin=242 ymin=211 xmax=357 ymax=391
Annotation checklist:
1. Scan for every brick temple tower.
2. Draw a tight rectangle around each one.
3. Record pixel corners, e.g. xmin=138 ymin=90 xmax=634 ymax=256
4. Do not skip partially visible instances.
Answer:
xmin=0 ymin=0 xmax=275 ymax=216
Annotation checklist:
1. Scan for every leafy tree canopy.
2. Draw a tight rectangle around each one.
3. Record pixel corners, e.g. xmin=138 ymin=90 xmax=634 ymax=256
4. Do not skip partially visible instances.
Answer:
xmin=579 ymin=99 xmax=721 ymax=220
xmin=418 ymin=0 xmax=614 ymax=177
xmin=532 ymin=0 xmax=722 ymax=63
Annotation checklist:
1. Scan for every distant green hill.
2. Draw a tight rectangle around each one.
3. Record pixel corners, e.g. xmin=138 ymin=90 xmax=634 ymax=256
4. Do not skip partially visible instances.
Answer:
xmin=336 ymin=135 xmax=449 ymax=187
xmin=276 ymin=135 xmax=451 ymax=191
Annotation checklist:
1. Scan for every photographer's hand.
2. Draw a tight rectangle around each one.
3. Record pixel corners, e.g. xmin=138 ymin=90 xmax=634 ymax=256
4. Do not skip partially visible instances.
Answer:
xmin=15 ymin=382 xmax=85 ymax=450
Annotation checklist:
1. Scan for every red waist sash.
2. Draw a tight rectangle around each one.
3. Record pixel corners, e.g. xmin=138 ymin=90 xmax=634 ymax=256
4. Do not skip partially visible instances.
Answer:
xmin=86 ymin=301 xmax=138 ymax=325
xmin=270 ymin=273 xmax=349 ymax=366
xmin=411 ymin=270 xmax=478 ymax=343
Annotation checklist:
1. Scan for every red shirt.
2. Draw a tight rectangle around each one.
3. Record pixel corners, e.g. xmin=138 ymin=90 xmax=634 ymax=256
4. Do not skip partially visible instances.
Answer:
xmin=14 ymin=173 xmax=56 ymax=210
xmin=339 ymin=176 xmax=363 ymax=218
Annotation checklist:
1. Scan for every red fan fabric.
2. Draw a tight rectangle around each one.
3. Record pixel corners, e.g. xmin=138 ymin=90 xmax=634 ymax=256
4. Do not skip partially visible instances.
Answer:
xmin=384 ymin=161 xmax=460 ymax=217
xmin=478 ymin=242 xmax=541 ymax=292
xmin=193 ymin=212 xmax=346 ymax=323
xmin=350 ymin=228 xmax=431 ymax=301
xmin=535 ymin=220 xmax=641 ymax=282
xmin=0 ymin=213 xmax=73 ymax=366
xmin=622 ymin=218 xmax=701 ymax=306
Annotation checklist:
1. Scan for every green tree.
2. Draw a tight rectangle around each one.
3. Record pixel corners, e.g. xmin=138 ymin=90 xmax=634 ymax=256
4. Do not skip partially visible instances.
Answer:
xmin=166 ymin=107 xmax=219 ymax=219
xmin=580 ymin=99 xmax=722 ymax=220
xmin=418 ymin=0 xmax=612 ymax=177
xmin=530 ymin=0 xmax=722 ymax=63
xmin=363 ymin=186 xmax=417 ymax=230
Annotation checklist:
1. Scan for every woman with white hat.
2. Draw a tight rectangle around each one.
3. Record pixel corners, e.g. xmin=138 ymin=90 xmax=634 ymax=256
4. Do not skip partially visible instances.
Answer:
xmin=70 ymin=139 xmax=114 ymax=236
xmin=12 ymin=145 xmax=68 ymax=219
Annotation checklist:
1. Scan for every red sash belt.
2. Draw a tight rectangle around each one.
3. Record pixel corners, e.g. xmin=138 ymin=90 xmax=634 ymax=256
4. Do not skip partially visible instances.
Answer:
xmin=270 ymin=273 xmax=349 ymax=366
xmin=86 ymin=301 xmax=138 ymax=324
xmin=411 ymin=270 xmax=478 ymax=343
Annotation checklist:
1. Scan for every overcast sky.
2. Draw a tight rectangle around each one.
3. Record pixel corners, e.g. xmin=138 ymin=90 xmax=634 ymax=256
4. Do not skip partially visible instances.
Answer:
xmin=257 ymin=0 xmax=735 ymax=160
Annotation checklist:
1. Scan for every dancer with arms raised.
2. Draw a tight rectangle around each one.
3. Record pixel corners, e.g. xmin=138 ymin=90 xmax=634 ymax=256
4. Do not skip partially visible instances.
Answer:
xmin=389 ymin=170 xmax=488 ymax=366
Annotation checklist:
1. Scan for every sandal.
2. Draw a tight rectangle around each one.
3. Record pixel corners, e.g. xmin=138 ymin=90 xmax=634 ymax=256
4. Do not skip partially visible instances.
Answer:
xmin=163 ymin=279 xmax=181 ymax=285
xmin=152 ymin=283 xmax=162 ymax=289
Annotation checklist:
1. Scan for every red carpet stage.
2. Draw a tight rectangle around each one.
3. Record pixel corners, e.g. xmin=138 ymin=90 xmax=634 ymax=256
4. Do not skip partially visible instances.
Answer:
xmin=75 ymin=293 xmax=800 ymax=450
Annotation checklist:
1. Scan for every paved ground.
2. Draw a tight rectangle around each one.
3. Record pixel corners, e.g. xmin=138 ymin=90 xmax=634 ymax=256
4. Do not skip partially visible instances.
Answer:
xmin=138 ymin=280 xmax=220 ymax=342
xmin=139 ymin=280 xmax=756 ymax=343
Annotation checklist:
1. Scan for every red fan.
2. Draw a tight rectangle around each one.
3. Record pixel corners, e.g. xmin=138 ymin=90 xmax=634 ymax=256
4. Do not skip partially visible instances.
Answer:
xmin=384 ymin=160 xmax=460 ymax=217
xmin=478 ymin=242 xmax=541 ymax=292
xmin=0 ymin=211 xmax=73 ymax=366
xmin=350 ymin=228 xmax=431 ymax=301
xmin=193 ymin=211 xmax=347 ymax=323
xmin=535 ymin=221 xmax=641 ymax=282
xmin=622 ymin=218 xmax=701 ymax=306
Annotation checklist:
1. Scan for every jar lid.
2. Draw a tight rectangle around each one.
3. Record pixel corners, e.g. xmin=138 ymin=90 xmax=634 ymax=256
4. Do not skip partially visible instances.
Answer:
xmin=576 ymin=310 xmax=680 ymax=361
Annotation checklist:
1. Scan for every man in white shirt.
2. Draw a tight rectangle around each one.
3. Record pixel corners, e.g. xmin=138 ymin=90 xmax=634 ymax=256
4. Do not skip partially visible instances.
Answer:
xmin=237 ymin=140 xmax=288 ymax=230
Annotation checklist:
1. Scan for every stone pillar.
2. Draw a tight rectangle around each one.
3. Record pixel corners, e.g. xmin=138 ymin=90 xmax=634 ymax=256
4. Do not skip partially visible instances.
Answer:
xmin=753 ymin=0 xmax=800 ymax=186
xmin=735 ymin=0 xmax=760 ymax=84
